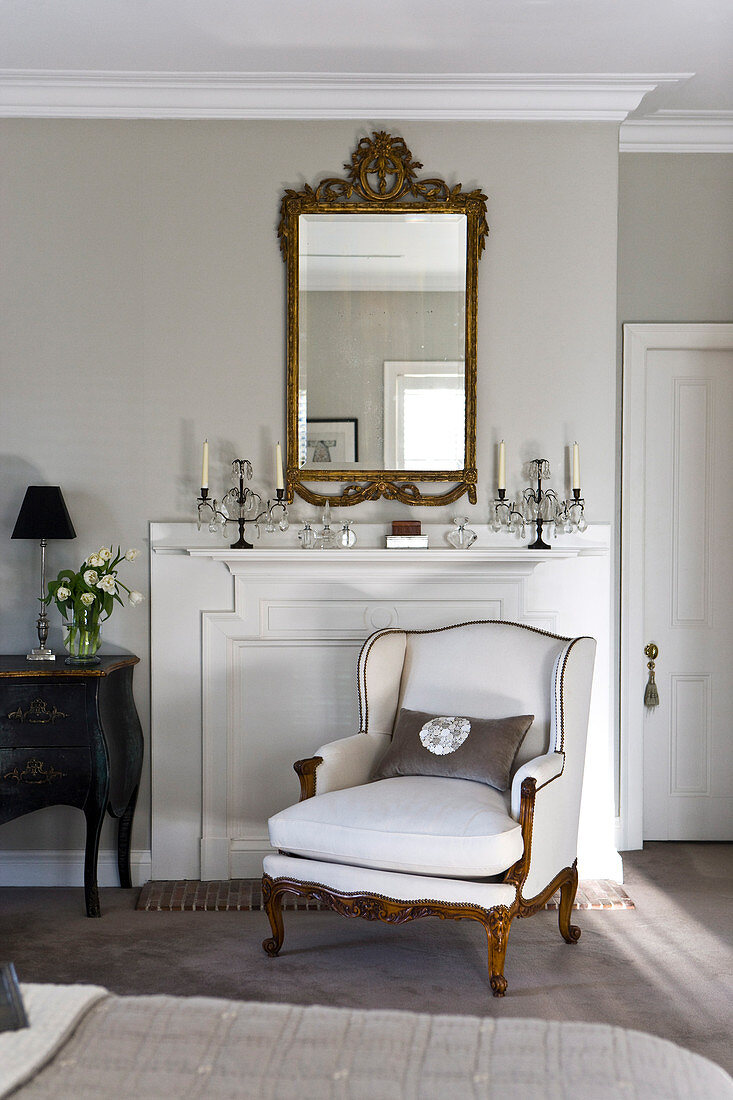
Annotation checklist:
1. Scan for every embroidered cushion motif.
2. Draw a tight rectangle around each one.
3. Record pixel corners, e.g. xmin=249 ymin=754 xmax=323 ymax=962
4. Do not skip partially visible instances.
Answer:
xmin=419 ymin=716 xmax=471 ymax=755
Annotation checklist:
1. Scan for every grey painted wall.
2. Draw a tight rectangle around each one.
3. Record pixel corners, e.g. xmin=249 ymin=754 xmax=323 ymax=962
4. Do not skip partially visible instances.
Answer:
xmin=0 ymin=120 xmax=619 ymax=858
xmin=618 ymin=153 xmax=733 ymax=324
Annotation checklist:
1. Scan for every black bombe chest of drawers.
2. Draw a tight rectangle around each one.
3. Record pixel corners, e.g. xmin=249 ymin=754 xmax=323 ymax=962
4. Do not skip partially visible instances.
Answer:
xmin=0 ymin=654 xmax=143 ymax=917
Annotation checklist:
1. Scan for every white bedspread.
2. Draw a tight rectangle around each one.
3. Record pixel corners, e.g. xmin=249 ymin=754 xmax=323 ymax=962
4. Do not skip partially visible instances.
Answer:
xmin=0 ymin=984 xmax=107 ymax=1099
xmin=3 ymin=985 xmax=732 ymax=1099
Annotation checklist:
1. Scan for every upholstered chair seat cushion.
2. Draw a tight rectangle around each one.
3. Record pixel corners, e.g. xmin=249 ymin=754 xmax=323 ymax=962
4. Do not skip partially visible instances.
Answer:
xmin=268 ymin=775 xmax=524 ymax=878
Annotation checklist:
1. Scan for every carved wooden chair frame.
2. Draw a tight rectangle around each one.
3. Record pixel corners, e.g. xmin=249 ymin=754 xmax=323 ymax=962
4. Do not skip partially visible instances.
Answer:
xmin=261 ymin=763 xmax=580 ymax=998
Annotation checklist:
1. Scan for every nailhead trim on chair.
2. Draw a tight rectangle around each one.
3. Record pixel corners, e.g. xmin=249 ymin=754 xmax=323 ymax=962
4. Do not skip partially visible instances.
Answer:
xmin=266 ymin=873 xmax=517 ymax=918
xmin=357 ymin=621 xmax=592 ymax=754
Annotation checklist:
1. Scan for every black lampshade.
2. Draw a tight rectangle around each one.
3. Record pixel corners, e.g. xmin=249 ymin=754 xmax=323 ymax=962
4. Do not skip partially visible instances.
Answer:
xmin=11 ymin=486 xmax=77 ymax=541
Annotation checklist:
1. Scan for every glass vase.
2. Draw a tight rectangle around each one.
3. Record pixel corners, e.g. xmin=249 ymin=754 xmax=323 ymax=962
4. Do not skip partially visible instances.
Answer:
xmin=64 ymin=606 xmax=102 ymax=664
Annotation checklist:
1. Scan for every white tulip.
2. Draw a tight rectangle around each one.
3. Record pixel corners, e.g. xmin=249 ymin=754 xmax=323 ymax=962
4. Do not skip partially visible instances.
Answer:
xmin=56 ymin=586 xmax=71 ymax=601
xmin=86 ymin=553 xmax=103 ymax=568
xmin=98 ymin=547 xmax=112 ymax=561
xmin=83 ymin=569 xmax=99 ymax=586
xmin=80 ymin=592 xmax=95 ymax=607
xmin=96 ymin=575 xmax=116 ymax=594
xmin=125 ymin=548 xmax=139 ymax=561
xmin=128 ymin=590 xmax=145 ymax=607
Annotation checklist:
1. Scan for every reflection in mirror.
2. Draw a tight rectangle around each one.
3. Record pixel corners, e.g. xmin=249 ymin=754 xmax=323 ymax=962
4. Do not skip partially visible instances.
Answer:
xmin=299 ymin=213 xmax=467 ymax=472
xmin=280 ymin=131 xmax=487 ymax=506
xmin=383 ymin=361 xmax=464 ymax=470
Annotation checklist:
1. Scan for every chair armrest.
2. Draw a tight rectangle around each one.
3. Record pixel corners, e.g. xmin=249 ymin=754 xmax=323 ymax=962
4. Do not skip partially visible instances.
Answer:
xmin=507 ymin=751 xmax=572 ymax=902
xmin=294 ymin=733 xmax=391 ymax=800
xmin=510 ymin=751 xmax=565 ymax=819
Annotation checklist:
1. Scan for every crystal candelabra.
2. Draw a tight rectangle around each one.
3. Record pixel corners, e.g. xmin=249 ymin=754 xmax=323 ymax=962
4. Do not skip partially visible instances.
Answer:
xmin=491 ymin=458 xmax=587 ymax=549
xmin=196 ymin=459 xmax=289 ymax=549
xmin=491 ymin=491 xmax=524 ymax=537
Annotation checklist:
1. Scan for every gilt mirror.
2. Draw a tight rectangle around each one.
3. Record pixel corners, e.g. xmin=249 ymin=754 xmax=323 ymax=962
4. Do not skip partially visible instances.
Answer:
xmin=279 ymin=132 xmax=488 ymax=506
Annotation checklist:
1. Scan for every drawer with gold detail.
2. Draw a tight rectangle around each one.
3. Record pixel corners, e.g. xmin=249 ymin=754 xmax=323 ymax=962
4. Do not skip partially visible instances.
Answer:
xmin=0 ymin=684 xmax=88 ymax=748
xmin=0 ymin=747 xmax=92 ymax=822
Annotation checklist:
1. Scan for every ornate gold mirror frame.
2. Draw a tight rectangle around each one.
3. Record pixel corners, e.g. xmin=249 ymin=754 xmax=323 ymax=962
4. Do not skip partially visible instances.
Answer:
xmin=279 ymin=131 xmax=488 ymax=507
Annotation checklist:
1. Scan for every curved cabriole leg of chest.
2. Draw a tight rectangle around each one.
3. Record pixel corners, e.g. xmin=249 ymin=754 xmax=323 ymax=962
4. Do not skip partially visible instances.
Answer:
xmin=116 ymin=784 xmax=139 ymax=889
xmin=83 ymin=678 xmax=110 ymax=919
xmin=83 ymin=801 xmax=106 ymax=918
xmin=260 ymin=873 xmax=515 ymax=996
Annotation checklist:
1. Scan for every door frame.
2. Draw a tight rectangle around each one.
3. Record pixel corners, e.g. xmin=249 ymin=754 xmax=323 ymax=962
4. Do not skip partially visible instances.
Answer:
xmin=620 ymin=323 xmax=733 ymax=851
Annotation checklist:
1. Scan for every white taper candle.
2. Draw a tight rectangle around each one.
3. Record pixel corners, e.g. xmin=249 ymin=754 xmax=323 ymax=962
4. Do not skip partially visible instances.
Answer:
xmin=201 ymin=440 xmax=209 ymax=489
xmin=275 ymin=442 xmax=284 ymax=491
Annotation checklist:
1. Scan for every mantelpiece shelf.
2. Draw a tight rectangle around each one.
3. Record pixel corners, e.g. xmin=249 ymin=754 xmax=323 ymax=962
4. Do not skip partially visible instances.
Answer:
xmin=152 ymin=521 xmax=607 ymax=561
xmin=183 ymin=547 xmax=605 ymax=569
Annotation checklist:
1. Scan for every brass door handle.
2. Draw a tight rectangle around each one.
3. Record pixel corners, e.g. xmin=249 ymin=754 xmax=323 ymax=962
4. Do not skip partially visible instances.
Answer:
xmin=644 ymin=642 xmax=659 ymax=707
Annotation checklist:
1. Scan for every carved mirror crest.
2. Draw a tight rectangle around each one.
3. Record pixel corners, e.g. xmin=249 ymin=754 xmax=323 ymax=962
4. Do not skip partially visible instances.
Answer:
xmin=279 ymin=131 xmax=488 ymax=507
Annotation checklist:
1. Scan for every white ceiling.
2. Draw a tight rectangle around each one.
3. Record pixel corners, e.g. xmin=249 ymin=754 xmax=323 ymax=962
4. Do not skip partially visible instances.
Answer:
xmin=1 ymin=0 xmax=731 ymax=133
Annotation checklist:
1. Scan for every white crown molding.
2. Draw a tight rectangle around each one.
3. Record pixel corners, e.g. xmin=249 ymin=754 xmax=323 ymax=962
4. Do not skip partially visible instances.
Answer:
xmin=0 ymin=70 xmax=691 ymax=121
xmin=620 ymin=111 xmax=733 ymax=152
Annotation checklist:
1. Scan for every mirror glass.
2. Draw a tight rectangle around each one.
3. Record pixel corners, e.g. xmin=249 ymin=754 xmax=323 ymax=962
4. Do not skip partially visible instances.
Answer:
xmin=298 ymin=212 xmax=467 ymax=473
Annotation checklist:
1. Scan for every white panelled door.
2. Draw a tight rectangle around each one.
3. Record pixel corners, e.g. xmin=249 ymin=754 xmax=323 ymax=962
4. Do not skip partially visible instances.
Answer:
xmin=622 ymin=325 xmax=733 ymax=844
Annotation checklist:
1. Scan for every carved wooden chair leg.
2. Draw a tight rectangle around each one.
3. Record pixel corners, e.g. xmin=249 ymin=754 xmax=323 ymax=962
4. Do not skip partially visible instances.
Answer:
xmin=483 ymin=906 xmax=512 ymax=997
xmin=558 ymin=859 xmax=582 ymax=944
xmin=261 ymin=875 xmax=285 ymax=957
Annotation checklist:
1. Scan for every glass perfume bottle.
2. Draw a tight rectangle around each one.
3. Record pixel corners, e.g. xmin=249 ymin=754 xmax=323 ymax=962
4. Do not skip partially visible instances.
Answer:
xmin=338 ymin=520 xmax=357 ymax=548
xmin=447 ymin=515 xmax=477 ymax=549
xmin=298 ymin=521 xmax=316 ymax=549
xmin=314 ymin=502 xmax=338 ymax=549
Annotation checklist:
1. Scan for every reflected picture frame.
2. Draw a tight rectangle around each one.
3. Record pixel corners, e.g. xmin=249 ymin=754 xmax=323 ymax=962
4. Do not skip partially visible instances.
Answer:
xmin=306 ymin=418 xmax=358 ymax=466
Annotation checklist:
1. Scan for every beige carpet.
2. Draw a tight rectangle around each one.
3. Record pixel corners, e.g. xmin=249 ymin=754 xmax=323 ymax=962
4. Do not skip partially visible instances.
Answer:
xmin=136 ymin=877 xmax=634 ymax=911
xmin=2 ymin=846 xmax=730 ymax=1074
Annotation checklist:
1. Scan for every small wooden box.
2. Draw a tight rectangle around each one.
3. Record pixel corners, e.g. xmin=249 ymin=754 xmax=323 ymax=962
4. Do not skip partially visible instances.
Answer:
xmin=391 ymin=520 xmax=422 ymax=536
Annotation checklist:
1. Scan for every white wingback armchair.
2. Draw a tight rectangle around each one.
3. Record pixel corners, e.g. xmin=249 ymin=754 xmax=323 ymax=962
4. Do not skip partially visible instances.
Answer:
xmin=262 ymin=621 xmax=596 ymax=996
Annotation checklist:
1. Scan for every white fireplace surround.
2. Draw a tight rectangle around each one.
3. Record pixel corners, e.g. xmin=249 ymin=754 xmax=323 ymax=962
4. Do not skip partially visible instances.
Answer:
xmin=150 ymin=521 xmax=620 ymax=883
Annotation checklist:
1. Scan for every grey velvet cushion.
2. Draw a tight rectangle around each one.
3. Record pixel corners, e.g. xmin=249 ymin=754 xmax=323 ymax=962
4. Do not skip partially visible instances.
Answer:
xmin=373 ymin=708 xmax=534 ymax=792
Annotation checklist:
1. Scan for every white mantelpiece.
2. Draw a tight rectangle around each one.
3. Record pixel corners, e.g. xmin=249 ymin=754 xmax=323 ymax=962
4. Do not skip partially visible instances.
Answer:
xmin=150 ymin=522 xmax=620 ymax=883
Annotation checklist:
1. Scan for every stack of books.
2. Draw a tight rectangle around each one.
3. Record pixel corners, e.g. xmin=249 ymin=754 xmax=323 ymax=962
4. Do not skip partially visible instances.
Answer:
xmin=386 ymin=520 xmax=428 ymax=549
